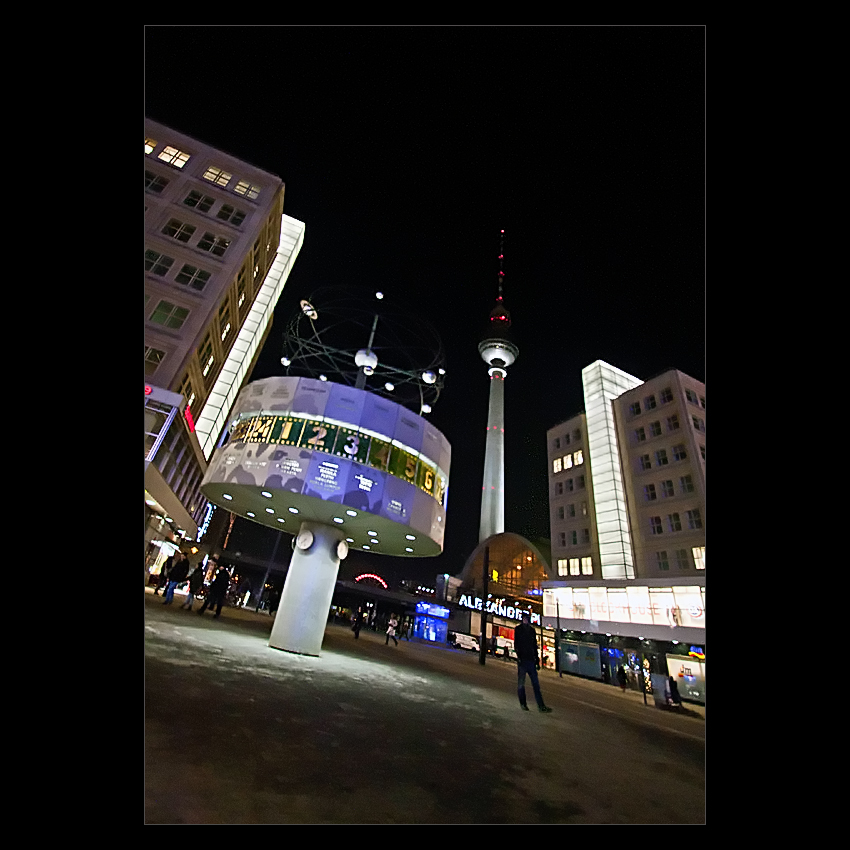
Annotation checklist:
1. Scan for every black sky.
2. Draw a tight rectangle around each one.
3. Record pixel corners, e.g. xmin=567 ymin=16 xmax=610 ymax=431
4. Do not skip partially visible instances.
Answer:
xmin=145 ymin=25 xmax=705 ymax=586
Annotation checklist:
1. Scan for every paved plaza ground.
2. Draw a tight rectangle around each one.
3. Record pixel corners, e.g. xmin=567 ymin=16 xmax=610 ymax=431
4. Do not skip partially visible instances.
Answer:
xmin=144 ymin=589 xmax=705 ymax=824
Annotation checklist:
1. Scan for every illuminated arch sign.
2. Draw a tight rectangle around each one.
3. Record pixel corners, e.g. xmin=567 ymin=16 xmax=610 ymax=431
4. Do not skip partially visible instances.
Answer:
xmin=355 ymin=573 xmax=388 ymax=589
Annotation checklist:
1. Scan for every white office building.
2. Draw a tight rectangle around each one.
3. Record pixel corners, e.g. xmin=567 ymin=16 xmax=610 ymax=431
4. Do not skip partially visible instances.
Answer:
xmin=544 ymin=361 xmax=705 ymax=702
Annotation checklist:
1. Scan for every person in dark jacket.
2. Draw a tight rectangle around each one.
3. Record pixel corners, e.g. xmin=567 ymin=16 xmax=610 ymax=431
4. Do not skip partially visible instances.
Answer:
xmin=180 ymin=565 xmax=206 ymax=611
xmin=162 ymin=552 xmax=190 ymax=605
xmin=198 ymin=566 xmax=231 ymax=619
xmin=514 ymin=611 xmax=552 ymax=713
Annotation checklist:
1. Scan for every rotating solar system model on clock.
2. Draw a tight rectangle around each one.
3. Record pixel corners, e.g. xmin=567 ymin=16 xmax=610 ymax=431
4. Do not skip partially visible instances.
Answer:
xmin=200 ymin=286 xmax=451 ymax=656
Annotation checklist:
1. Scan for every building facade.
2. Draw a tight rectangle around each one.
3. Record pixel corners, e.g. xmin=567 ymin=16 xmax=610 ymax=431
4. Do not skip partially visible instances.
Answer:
xmin=613 ymin=369 xmax=706 ymax=578
xmin=543 ymin=360 xmax=705 ymax=702
xmin=144 ymin=119 xmax=305 ymax=568
xmin=547 ymin=361 xmax=705 ymax=581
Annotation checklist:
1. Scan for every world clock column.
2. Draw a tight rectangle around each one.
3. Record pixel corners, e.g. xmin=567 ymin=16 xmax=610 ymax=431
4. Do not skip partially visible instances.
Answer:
xmin=268 ymin=521 xmax=349 ymax=656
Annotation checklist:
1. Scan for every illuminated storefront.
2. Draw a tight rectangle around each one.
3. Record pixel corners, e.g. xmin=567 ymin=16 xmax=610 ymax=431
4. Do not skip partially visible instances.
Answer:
xmin=543 ymin=579 xmax=705 ymax=703
xmin=413 ymin=601 xmax=450 ymax=643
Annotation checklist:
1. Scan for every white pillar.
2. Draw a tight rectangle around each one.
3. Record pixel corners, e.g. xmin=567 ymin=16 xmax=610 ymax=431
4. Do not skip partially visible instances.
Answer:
xmin=479 ymin=370 xmax=506 ymax=542
xmin=268 ymin=521 xmax=346 ymax=656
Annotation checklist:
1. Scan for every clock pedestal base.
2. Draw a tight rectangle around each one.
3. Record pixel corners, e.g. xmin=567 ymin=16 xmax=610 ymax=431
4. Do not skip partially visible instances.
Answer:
xmin=268 ymin=521 xmax=347 ymax=657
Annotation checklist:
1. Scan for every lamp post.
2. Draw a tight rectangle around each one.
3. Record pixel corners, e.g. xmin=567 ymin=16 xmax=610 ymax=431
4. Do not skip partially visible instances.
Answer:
xmin=479 ymin=547 xmax=489 ymax=666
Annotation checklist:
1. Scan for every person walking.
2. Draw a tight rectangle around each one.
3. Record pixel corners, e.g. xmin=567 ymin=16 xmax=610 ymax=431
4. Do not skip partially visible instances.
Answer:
xmin=198 ymin=566 xmax=231 ymax=619
xmin=351 ymin=609 xmax=362 ymax=639
xmin=162 ymin=552 xmax=190 ymax=605
xmin=385 ymin=614 xmax=399 ymax=646
xmin=617 ymin=665 xmax=628 ymax=692
xmin=154 ymin=554 xmax=173 ymax=595
xmin=180 ymin=564 xmax=205 ymax=610
xmin=514 ymin=611 xmax=552 ymax=713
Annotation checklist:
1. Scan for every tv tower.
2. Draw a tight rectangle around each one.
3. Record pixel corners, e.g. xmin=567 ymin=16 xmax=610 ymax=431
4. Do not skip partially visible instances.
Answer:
xmin=477 ymin=230 xmax=519 ymax=543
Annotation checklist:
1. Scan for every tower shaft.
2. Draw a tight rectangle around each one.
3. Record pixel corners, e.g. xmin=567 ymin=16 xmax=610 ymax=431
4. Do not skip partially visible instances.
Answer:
xmin=479 ymin=370 xmax=507 ymax=542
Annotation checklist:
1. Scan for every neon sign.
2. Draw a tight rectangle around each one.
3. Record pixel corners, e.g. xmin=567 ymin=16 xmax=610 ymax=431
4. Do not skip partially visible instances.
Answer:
xmin=355 ymin=573 xmax=388 ymax=589
xmin=457 ymin=594 xmax=540 ymax=625
xmin=184 ymin=406 xmax=195 ymax=432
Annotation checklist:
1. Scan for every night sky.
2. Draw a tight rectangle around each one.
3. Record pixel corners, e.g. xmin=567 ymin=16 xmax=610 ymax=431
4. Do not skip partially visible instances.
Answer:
xmin=145 ymin=26 xmax=705 ymax=587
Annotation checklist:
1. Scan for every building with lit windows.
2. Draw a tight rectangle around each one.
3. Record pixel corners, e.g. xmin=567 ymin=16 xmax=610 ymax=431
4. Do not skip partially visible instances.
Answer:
xmin=543 ymin=361 xmax=705 ymax=703
xmin=144 ymin=119 xmax=305 ymax=570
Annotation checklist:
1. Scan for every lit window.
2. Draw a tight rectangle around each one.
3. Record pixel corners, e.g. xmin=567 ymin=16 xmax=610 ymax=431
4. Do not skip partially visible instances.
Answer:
xmin=234 ymin=179 xmax=261 ymax=199
xmin=553 ymin=458 xmax=562 ymax=473
xmin=574 ymin=450 xmax=583 ymax=465
xmin=580 ymin=557 xmax=593 ymax=575
xmin=557 ymin=559 xmax=569 ymax=576
xmin=149 ymin=300 xmax=190 ymax=330
xmin=175 ymin=264 xmax=211 ymax=291
xmin=157 ymin=145 xmax=191 ymax=168
xmin=569 ymin=558 xmax=580 ymax=576
xmin=563 ymin=454 xmax=573 ymax=469
xmin=203 ymin=166 xmax=232 ymax=187
xmin=692 ymin=546 xmax=706 ymax=570
xmin=144 ymin=137 xmax=157 ymax=154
